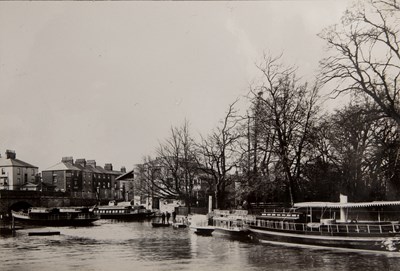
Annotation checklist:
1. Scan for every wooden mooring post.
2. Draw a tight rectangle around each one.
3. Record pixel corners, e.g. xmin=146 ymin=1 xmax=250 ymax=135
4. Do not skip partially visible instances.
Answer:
xmin=11 ymin=215 xmax=15 ymax=236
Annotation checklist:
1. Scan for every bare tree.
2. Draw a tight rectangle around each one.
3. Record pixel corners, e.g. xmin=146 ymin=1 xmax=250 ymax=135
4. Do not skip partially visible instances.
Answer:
xmin=236 ymin=93 xmax=277 ymax=205
xmin=320 ymin=0 xmax=400 ymax=124
xmin=197 ymin=101 xmax=242 ymax=209
xmin=306 ymin=100 xmax=400 ymax=201
xmin=137 ymin=121 xmax=199 ymax=211
xmin=253 ymin=54 xmax=320 ymax=205
xmin=328 ymin=103 xmax=377 ymax=200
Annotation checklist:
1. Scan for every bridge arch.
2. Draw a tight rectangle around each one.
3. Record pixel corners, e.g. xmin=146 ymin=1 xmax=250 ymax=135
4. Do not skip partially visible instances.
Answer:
xmin=9 ymin=201 xmax=33 ymax=212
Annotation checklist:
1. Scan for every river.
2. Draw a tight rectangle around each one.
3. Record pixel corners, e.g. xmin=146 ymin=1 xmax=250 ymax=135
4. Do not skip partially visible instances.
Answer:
xmin=1 ymin=220 xmax=399 ymax=271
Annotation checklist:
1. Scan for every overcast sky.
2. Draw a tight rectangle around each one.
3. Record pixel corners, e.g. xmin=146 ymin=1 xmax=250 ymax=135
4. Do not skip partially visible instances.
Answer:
xmin=0 ymin=1 xmax=351 ymax=171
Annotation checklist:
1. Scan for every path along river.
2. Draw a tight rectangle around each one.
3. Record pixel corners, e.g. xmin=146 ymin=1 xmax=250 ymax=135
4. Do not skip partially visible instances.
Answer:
xmin=1 ymin=219 xmax=400 ymax=271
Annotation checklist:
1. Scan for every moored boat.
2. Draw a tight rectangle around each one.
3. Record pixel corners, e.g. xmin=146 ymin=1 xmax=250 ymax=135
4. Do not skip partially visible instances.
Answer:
xmin=248 ymin=195 xmax=400 ymax=252
xmin=190 ymin=225 xmax=214 ymax=235
xmin=151 ymin=222 xmax=171 ymax=227
xmin=212 ymin=210 xmax=250 ymax=237
xmin=188 ymin=214 xmax=214 ymax=235
xmin=172 ymin=222 xmax=187 ymax=229
xmin=94 ymin=204 xmax=154 ymax=220
xmin=12 ymin=207 xmax=99 ymax=226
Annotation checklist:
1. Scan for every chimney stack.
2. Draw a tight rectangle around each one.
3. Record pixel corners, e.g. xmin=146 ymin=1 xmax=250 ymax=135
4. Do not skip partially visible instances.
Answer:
xmin=87 ymin=160 xmax=97 ymax=168
xmin=75 ymin=158 xmax=87 ymax=167
xmin=121 ymin=166 xmax=126 ymax=173
xmin=104 ymin=163 xmax=113 ymax=171
xmin=61 ymin=156 xmax=74 ymax=164
xmin=5 ymin=150 xmax=16 ymax=159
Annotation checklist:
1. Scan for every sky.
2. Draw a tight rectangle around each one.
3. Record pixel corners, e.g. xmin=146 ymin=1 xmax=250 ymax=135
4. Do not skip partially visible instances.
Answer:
xmin=0 ymin=0 xmax=351 ymax=172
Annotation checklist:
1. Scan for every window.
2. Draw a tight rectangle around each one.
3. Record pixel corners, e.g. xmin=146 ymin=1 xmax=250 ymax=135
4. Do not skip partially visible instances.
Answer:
xmin=17 ymin=168 xmax=21 ymax=175
xmin=1 ymin=168 xmax=5 ymax=174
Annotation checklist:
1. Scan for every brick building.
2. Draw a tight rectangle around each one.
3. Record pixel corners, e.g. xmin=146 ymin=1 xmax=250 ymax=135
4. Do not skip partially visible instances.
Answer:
xmin=42 ymin=156 xmax=125 ymax=201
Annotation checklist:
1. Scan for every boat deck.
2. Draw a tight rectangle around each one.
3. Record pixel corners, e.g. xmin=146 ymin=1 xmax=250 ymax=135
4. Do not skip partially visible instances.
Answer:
xmin=248 ymin=219 xmax=400 ymax=237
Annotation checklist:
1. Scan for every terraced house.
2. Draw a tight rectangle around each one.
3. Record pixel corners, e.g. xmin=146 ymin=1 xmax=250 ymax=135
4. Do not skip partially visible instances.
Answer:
xmin=42 ymin=157 xmax=125 ymax=201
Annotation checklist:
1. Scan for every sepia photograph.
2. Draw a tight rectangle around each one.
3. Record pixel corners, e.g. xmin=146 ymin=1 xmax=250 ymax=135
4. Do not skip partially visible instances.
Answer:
xmin=1 ymin=0 xmax=400 ymax=270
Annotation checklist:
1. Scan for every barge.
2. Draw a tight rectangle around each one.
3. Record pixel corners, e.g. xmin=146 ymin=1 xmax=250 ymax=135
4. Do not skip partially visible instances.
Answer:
xmin=12 ymin=207 xmax=99 ymax=226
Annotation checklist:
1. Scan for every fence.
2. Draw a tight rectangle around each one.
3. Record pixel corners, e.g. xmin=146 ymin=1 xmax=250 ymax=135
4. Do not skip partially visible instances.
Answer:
xmin=176 ymin=207 xmax=208 ymax=216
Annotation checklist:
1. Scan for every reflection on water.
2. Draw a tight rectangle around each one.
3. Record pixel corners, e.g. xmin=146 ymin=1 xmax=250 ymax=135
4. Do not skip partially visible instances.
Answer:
xmin=1 ymin=220 xmax=399 ymax=271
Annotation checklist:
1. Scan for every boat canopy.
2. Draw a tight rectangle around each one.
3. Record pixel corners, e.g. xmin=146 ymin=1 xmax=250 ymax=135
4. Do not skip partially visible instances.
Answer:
xmin=294 ymin=201 xmax=400 ymax=209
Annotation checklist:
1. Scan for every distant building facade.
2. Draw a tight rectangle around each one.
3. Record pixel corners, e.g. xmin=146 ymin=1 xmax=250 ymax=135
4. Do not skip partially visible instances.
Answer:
xmin=0 ymin=150 xmax=39 ymax=190
xmin=42 ymin=156 xmax=125 ymax=201
xmin=134 ymin=158 xmax=214 ymax=210
xmin=116 ymin=166 xmax=152 ymax=207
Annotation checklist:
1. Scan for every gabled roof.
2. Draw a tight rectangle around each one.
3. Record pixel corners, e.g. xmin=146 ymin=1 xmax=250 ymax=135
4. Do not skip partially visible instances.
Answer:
xmin=0 ymin=157 xmax=38 ymax=168
xmin=86 ymin=165 xmax=103 ymax=174
xmin=95 ymin=166 xmax=108 ymax=173
xmin=74 ymin=164 xmax=92 ymax=172
xmin=116 ymin=170 xmax=134 ymax=181
xmin=108 ymin=170 xmax=123 ymax=176
xmin=44 ymin=162 xmax=80 ymax=171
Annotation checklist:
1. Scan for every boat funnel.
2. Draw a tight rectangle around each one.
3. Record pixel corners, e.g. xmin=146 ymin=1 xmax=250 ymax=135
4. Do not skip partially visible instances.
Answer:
xmin=339 ymin=194 xmax=348 ymax=223
xmin=208 ymin=195 xmax=212 ymax=214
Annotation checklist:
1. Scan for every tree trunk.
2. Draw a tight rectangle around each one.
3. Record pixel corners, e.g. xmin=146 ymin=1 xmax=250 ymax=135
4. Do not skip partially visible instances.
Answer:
xmin=214 ymin=190 xmax=219 ymax=210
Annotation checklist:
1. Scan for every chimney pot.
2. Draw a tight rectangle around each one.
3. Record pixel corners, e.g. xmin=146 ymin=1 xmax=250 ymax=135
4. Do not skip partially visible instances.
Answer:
xmin=75 ymin=159 xmax=87 ymax=167
xmin=5 ymin=150 xmax=16 ymax=159
xmin=61 ymin=156 xmax=74 ymax=164
xmin=87 ymin=160 xmax=97 ymax=168
xmin=104 ymin=163 xmax=113 ymax=171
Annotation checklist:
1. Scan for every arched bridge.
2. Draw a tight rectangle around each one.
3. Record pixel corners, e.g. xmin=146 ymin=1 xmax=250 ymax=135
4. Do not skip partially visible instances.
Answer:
xmin=0 ymin=190 xmax=72 ymax=217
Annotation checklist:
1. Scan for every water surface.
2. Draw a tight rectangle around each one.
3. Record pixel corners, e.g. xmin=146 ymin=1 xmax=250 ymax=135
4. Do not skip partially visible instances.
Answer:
xmin=1 ymin=220 xmax=399 ymax=271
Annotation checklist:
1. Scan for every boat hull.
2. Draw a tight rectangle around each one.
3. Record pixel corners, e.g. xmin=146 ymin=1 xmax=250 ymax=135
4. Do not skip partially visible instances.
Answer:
xmin=190 ymin=226 xmax=214 ymax=235
xmin=214 ymin=227 xmax=249 ymax=238
xmin=97 ymin=213 xmax=154 ymax=220
xmin=249 ymin=226 xmax=400 ymax=252
xmin=151 ymin=222 xmax=171 ymax=227
xmin=12 ymin=216 xmax=98 ymax=226
xmin=172 ymin=223 xmax=187 ymax=229
xmin=12 ymin=210 xmax=99 ymax=226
